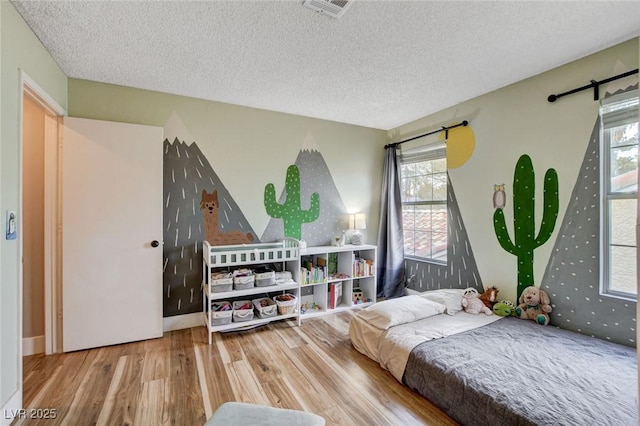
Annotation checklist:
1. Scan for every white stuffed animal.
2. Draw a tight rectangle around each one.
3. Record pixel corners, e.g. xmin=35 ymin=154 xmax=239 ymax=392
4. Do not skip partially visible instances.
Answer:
xmin=461 ymin=287 xmax=493 ymax=315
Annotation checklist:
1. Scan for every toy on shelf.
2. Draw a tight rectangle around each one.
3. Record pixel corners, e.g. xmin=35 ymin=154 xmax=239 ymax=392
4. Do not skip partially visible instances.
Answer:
xmin=352 ymin=288 xmax=372 ymax=305
xmin=300 ymin=302 xmax=322 ymax=314
xmin=352 ymin=288 xmax=364 ymax=304
xmin=330 ymin=273 xmax=350 ymax=280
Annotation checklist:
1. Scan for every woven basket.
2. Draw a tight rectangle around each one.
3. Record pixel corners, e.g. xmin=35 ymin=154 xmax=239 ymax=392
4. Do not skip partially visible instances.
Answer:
xmin=273 ymin=294 xmax=297 ymax=315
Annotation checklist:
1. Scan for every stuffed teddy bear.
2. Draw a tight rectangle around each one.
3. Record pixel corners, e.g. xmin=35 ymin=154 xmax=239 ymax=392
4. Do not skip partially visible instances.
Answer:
xmin=515 ymin=286 xmax=552 ymax=325
xmin=461 ymin=287 xmax=493 ymax=315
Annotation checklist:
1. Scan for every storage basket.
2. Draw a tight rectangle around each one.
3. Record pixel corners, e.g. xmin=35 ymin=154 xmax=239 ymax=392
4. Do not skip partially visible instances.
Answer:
xmin=273 ymin=293 xmax=297 ymax=315
xmin=255 ymin=269 xmax=276 ymax=287
xmin=210 ymin=301 xmax=232 ymax=326
xmin=274 ymin=271 xmax=292 ymax=284
xmin=233 ymin=269 xmax=255 ymax=290
xmin=210 ymin=272 xmax=233 ymax=293
xmin=232 ymin=300 xmax=254 ymax=322
xmin=253 ymin=297 xmax=278 ymax=318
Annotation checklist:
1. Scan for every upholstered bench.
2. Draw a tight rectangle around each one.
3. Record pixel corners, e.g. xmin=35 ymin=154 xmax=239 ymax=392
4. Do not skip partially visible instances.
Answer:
xmin=206 ymin=402 xmax=325 ymax=426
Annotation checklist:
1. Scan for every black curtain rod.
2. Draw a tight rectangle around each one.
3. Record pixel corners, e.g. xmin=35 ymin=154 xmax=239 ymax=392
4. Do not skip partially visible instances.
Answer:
xmin=385 ymin=120 xmax=468 ymax=149
xmin=548 ymin=68 xmax=639 ymax=103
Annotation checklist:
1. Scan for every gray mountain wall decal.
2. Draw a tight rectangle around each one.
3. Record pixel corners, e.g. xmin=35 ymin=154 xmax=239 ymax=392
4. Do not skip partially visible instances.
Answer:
xmin=261 ymin=149 xmax=347 ymax=246
xmin=541 ymin=87 xmax=637 ymax=347
xmin=163 ymin=138 xmax=258 ymax=317
xmin=405 ymin=175 xmax=483 ymax=293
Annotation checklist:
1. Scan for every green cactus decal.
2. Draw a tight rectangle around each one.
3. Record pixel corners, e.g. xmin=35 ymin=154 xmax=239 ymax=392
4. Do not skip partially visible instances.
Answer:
xmin=493 ymin=154 xmax=559 ymax=299
xmin=264 ymin=164 xmax=320 ymax=240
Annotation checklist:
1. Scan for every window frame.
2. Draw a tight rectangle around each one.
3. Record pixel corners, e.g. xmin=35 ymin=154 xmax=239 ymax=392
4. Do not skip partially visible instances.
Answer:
xmin=399 ymin=143 xmax=448 ymax=264
xmin=599 ymin=90 xmax=639 ymax=301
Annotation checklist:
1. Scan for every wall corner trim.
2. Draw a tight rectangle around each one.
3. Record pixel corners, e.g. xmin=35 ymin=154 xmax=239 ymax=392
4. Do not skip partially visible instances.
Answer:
xmin=22 ymin=336 xmax=45 ymax=356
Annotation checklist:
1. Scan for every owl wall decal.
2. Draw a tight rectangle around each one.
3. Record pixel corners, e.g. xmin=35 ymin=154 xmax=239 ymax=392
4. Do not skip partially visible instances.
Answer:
xmin=493 ymin=184 xmax=506 ymax=209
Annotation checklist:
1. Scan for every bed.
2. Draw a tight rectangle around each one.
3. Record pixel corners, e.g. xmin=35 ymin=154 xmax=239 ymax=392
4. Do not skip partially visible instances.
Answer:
xmin=349 ymin=292 xmax=638 ymax=426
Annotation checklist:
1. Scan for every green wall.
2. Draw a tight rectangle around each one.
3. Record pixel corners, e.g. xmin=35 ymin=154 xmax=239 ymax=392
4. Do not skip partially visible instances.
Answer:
xmin=68 ymin=79 xmax=386 ymax=241
xmin=1 ymin=1 xmax=67 ymax=411
xmin=3 ymin=0 xmax=638 ymax=408
xmin=391 ymin=38 xmax=639 ymax=323
xmin=68 ymin=79 xmax=387 ymax=317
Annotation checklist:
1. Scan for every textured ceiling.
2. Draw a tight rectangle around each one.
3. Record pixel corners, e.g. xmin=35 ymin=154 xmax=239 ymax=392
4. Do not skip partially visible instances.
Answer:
xmin=11 ymin=1 xmax=640 ymax=130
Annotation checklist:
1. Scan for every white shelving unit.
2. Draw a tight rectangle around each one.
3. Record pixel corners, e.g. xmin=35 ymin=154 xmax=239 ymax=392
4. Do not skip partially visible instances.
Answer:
xmin=202 ymin=239 xmax=300 ymax=344
xmin=298 ymin=244 xmax=377 ymax=319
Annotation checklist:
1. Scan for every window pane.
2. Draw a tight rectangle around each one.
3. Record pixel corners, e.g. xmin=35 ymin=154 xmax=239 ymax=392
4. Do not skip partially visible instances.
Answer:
xmin=402 ymin=177 xmax=423 ymax=202
xmin=401 ymin=163 xmax=415 ymax=179
xmin=609 ymin=245 xmax=637 ymax=295
xmin=415 ymin=160 xmax=433 ymax=175
xmin=400 ymin=156 xmax=448 ymax=262
xmin=403 ymin=229 xmax=415 ymax=257
xmin=432 ymin=173 xmax=447 ymax=201
xmin=601 ymin=92 xmax=638 ymax=299
xmin=432 ymin=232 xmax=447 ymax=262
xmin=432 ymin=204 xmax=447 ymax=237
xmin=609 ymin=123 xmax=638 ymax=148
xmin=416 ymin=175 xmax=433 ymax=201
xmin=402 ymin=204 xmax=415 ymax=230
xmin=414 ymin=205 xmax=431 ymax=232
xmin=432 ymin=158 xmax=446 ymax=173
xmin=609 ymin=199 xmax=637 ymax=247
xmin=610 ymin=145 xmax=638 ymax=193
xmin=414 ymin=231 xmax=431 ymax=259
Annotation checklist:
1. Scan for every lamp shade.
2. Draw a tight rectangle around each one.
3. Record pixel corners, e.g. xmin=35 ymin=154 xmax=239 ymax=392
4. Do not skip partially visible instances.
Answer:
xmin=349 ymin=213 xmax=366 ymax=230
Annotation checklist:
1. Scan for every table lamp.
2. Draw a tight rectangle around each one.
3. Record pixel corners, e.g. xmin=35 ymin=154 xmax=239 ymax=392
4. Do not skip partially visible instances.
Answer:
xmin=349 ymin=213 xmax=366 ymax=245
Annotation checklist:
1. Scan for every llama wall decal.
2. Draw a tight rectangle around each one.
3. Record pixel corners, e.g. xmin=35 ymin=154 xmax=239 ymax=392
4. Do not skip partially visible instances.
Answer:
xmin=201 ymin=189 xmax=254 ymax=245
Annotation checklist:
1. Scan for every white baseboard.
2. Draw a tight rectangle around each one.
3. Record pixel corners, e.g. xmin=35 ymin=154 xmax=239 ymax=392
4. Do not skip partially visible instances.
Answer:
xmin=1 ymin=388 xmax=22 ymax=426
xmin=162 ymin=312 xmax=203 ymax=332
xmin=22 ymin=335 xmax=45 ymax=356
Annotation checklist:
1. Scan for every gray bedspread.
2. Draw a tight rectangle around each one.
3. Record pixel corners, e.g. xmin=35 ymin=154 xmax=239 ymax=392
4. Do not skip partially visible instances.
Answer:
xmin=403 ymin=317 xmax=638 ymax=426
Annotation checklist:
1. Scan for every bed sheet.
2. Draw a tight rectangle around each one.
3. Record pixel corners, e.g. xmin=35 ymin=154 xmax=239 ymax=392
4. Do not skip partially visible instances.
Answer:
xmin=350 ymin=310 xmax=502 ymax=381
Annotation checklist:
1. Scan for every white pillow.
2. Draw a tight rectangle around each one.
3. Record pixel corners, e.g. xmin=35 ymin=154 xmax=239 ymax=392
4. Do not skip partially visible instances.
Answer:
xmin=419 ymin=289 xmax=465 ymax=315
xmin=356 ymin=295 xmax=445 ymax=330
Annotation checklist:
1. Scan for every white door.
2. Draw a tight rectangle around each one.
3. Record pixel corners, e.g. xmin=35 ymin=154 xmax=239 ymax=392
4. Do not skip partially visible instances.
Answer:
xmin=62 ymin=117 xmax=163 ymax=352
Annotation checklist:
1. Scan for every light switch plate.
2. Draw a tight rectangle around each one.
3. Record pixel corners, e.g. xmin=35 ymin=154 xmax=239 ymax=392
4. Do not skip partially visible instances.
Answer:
xmin=6 ymin=210 xmax=17 ymax=240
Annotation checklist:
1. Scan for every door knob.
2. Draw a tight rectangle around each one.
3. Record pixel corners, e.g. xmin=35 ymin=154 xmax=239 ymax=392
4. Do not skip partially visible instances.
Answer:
xmin=151 ymin=240 xmax=160 ymax=247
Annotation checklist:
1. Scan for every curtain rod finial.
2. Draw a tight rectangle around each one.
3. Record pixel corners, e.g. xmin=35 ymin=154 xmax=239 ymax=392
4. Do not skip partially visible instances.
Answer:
xmin=462 ymin=120 xmax=469 ymax=126
xmin=547 ymin=94 xmax=557 ymax=103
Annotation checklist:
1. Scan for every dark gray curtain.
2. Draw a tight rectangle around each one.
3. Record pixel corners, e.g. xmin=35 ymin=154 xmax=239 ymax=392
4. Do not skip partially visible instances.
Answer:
xmin=376 ymin=146 xmax=405 ymax=298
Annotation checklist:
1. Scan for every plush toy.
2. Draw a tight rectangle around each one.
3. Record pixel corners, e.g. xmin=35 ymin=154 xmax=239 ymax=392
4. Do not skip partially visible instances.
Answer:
xmin=461 ymin=287 xmax=493 ymax=315
xmin=515 ymin=286 xmax=552 ymax=325
xmin=479 ymin=286 xmax=499 ymax=309
xmin=492 ymin=301 xmax=513 ymax=317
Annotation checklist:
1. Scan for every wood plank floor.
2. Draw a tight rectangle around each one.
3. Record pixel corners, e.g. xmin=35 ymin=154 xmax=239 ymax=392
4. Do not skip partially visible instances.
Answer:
xmin=19 ymin=311 xmax=458 ymax=426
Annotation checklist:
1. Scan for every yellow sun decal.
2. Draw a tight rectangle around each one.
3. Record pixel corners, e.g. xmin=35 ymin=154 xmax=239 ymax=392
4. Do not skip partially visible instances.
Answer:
xmin=439 ymin=124 xmax=476 ymax=169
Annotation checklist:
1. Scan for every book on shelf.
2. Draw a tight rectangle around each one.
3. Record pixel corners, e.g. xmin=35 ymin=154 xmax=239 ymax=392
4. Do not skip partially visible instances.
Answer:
xmin=300 ymin=256 xmax=327 ymax=285
xmin=329 ymin=282 xmax=343 ymax=309
xmin=353 ymin=256 xmax=375 ymax=277
xmin=328 ymin=253 xmax=338 ymax=276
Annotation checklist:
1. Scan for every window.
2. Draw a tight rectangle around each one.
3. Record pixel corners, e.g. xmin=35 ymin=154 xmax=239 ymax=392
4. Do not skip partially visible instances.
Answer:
xmin=399 ymin=143 xmax=447 ymax=262
xmin=600 ymin=90 xmax=639 ymax=299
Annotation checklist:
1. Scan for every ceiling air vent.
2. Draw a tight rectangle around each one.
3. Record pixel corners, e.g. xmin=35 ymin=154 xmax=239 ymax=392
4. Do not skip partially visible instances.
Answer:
xmin=302 ymin=0 xmax=352 ymax=19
